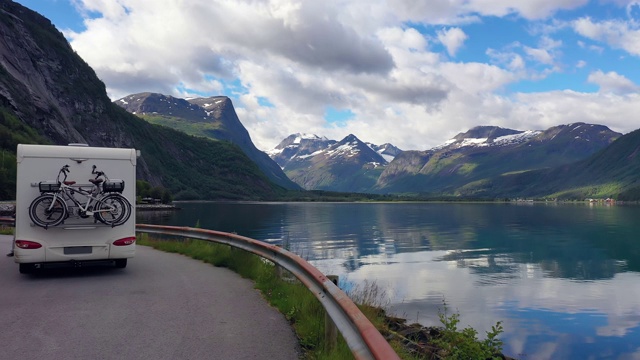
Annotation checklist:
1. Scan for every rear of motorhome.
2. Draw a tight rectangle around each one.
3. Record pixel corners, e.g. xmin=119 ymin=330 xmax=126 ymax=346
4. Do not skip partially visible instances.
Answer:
xmin=14 ymin=144 xmax=137 ymax=274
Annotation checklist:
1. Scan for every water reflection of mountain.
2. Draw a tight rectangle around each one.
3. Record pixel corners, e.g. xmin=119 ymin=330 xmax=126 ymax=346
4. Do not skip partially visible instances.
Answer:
xmin=138 ymin=202 xmax=640 ymax=280
xmin=367 ymin=203 xmax=638 ymax=281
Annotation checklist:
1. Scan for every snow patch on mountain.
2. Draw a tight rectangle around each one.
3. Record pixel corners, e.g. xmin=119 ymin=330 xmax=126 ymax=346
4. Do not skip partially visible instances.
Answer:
xmin=433 ymin=129 xmax=541 ymax=150
xmin=296 ymin=150 xmax=324 ymax=160
xmin=493 ymin=130 xmax=542 ymax=146
xmin=380 ymin=154 xmax=394 ymax=162
xmin=327 ymin=141 xmax=361 ymax=158
xmin=293 ymin=133 xmax=325 ymax=144
xmin=266 ymin=147 xmax=284 ymax=156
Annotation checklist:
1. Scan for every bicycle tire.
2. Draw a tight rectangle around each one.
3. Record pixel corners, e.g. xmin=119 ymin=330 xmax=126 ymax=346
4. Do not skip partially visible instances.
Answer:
xmin=29 ymin=194 xmax=67 ymax=228
xmin=95 ymin=194 xmax=131 ymax=226
xmin=103 ymin=194 xmax=132 ymax=226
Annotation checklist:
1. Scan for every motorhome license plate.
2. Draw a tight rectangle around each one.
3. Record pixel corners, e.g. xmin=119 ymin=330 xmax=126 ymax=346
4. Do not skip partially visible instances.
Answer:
xmin=64 ymin=246 xmax=92 ymax=255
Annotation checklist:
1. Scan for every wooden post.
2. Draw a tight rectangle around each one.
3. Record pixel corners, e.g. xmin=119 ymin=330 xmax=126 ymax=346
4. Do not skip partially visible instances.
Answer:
xmin=325 ymin=275 xmax=339 ymax=351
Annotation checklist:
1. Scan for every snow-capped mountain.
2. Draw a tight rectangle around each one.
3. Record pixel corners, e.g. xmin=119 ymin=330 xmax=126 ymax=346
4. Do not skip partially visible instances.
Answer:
xmin=433 ymin=127 xmax=543 ymax=150
xmin=269 ymin=133 xmax=400 ymax=192
xmin=375 ymin=123 xmax=621 ymax=194
xmin=366 ymin=143 xmax=403 ymax=162
xmin=267 ymin=133 xmax=336 ymax=168
xmin=269 ymin=133 xmax=402 ymax=170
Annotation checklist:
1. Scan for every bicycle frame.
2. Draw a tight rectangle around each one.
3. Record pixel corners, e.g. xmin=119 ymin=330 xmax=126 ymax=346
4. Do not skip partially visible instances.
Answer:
xmin=51 ymin=183 xmax=111 ymax=217
xmin=44 ymin=165 xmax=119 ymax=218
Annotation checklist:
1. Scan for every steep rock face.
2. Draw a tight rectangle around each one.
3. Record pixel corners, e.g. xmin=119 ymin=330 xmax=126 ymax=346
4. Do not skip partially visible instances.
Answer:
xmin=276 ymin=134 xmax=388 ymax=192
xmin=375 ymin=123 xmax=621 ymax=194
xmin=0 ymin=1 xmax=156 ymax=181
xmin=116 ymin=92 xmax=299 ymax=190
xmin=0 ymin=1 xmax=281 ymax=200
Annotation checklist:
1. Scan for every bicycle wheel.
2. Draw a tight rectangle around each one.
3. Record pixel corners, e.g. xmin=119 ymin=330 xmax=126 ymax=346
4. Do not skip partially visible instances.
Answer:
xmin=29 ymin=194 xmax=67 ymax=228
xmin=95 ymin=194 xmax=131 ymax=226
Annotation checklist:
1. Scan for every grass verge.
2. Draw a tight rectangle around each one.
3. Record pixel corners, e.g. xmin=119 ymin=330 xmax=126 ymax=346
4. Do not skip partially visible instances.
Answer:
xmin=0 ymin=225 xmax=14 ymax=235
xmin=136 ymin=234 xmax=507 ymax=360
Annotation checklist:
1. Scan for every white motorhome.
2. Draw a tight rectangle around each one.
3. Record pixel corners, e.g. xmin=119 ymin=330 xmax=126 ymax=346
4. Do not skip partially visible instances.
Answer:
xmin=14 ymin=144 xmax=137 ymax=274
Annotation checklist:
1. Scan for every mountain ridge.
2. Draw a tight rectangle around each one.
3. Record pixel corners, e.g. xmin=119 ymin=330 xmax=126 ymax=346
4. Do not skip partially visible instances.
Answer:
xmin=375 ymin=122 xmax=621 ymax=194
xmin=115 ymin=92 xmax=299 ymax=190
xmin=265 ymin=123 xmax=621 ymax=196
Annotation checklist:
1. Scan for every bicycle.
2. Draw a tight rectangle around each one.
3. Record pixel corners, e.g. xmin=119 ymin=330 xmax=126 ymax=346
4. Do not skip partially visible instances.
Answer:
xmin=29 ymin=165 xmax=132 ymax=228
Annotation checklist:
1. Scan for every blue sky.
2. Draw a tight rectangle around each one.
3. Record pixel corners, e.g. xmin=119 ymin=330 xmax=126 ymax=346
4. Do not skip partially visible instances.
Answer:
xmin=13 ymin=0 xmax=640 ymax=151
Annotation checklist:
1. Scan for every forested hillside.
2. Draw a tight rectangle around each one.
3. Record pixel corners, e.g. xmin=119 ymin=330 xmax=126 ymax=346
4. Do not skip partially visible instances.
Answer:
xmin=0 ymin=0 xmax=285 ymax=200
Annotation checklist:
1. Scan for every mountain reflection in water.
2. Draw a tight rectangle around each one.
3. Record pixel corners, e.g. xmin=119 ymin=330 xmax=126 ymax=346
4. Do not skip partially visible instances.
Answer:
xmin=138 ymin=202 xmax=640 ymax=359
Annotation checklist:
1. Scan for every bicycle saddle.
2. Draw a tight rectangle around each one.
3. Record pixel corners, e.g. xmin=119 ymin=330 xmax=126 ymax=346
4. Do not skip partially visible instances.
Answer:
xmin=64 ymin=181 xmax=76 ymax=185
xmin=89 ymin=178 xmax=103 ymax=184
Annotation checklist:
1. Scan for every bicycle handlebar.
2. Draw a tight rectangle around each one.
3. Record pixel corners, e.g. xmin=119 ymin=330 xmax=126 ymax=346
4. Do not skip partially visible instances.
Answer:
xmin=57 ymin=165 xmax=70 ymax=183
xmin=91 ymin=165 xmax=108 ymax=180
xmin=55 ymin=164 xmax=110 ymax=184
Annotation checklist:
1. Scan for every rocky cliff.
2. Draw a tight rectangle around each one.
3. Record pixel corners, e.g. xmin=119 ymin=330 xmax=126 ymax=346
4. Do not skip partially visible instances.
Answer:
xmin=0 ymin=0 xmax=282 ymax=200
xmin=116 ymin=92 xmax=299 ymax=190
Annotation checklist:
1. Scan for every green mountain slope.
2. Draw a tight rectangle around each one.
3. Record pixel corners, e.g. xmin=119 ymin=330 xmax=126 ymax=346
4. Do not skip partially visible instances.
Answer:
xmin=0 ymin=0 xmax=283 ymax=200
xmin=376 ymin=124 xmax=621 ymax=195
xmin=461 ymin=128 xmax=640 ymax=199
xmin=115 ymin=92 xmax=299 ymax=190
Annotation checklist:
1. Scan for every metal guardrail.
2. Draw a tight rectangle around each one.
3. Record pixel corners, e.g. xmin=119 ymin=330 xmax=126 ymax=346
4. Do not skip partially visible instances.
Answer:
xmin=0 ymin=216 xmax=399 ymax=359
xmin=0 ymin=217 xmax=15 ymax=226
xmin=136 ymin=224 xmax=400 ymax=360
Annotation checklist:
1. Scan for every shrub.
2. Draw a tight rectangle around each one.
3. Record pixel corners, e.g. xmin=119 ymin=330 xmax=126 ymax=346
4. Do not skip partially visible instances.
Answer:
xmin=432 ymin=302 xmax=504 ymax=360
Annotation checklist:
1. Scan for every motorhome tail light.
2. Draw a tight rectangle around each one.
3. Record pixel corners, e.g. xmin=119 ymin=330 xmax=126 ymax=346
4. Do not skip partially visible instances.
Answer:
xmin=15 ymin=240 xmax=42 ymax=249
xmin=113 ymin=237 xmax=136 ymax=246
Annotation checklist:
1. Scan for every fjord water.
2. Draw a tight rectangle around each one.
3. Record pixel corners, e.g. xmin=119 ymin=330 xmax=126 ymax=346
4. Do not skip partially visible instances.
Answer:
xmin=138 ymin=202 xmax=640 ymax=359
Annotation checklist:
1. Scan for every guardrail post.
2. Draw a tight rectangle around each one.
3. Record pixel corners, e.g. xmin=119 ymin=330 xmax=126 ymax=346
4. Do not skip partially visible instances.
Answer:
xmin=325 ymin=275 xmax=339 ymax=351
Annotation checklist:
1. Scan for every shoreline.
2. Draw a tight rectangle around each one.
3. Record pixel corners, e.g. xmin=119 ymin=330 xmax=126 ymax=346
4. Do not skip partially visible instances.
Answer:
xmin=0 ymin=202 xmax=180 ymax=216
xmin=136 ymin=204 xmax=180 ymax=211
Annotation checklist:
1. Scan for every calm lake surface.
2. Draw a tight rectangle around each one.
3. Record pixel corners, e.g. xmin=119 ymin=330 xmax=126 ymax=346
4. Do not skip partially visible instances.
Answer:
xmin=137 ymin=202 xmax=640 ymax=359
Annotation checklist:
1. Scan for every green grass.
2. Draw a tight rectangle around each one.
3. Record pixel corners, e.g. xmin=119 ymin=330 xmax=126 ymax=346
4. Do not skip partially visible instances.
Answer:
xmin=0 ymin=225 xmax=13 ymax=235
xmin=136 ymin=234 xmax=507 ymax=360
xmin=139 ymin=114 xmax=224 ymax=138
xmin=137 ymin=234 xmax=357 ymax=359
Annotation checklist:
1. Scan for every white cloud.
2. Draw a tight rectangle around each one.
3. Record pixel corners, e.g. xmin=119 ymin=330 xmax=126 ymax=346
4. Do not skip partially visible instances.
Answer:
xmin=572 ymin=17 xmax=640 ymax=56
xmin=437 ymin=27 xmax=468 ymax=57
xmin=377 ymin=27 xmax=428 ymax=52
xmin=390 ymin=0 xmax=588 ymax=23
xmin=587 ymin=70 xmax=639 ymax=94
xmin=524 ymin=46 xmax=555 ymax=64
xmin=510 ymin=90 xmax=640 ymax=133
xmin=61 ymin=0 xmax=640 ymax=151
xmin=523 ymin=36 xmax=561 ymax=65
